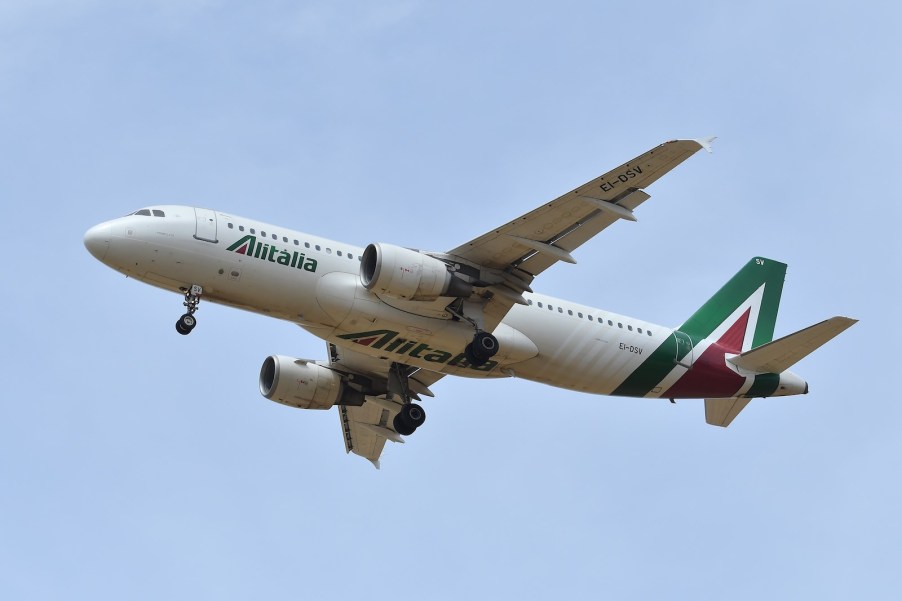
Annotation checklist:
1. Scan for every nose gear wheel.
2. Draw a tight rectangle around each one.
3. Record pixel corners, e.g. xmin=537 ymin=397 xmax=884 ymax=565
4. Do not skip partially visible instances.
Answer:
xmin=175 ymin=284 xmax=203 ymax=335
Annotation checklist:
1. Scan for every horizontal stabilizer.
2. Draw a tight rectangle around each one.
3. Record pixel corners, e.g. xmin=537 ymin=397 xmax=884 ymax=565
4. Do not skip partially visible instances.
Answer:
xmin=727 ymin=316 xmax=857 ymax=374
xmin=705 ymin=397 xmax=751 ymax=427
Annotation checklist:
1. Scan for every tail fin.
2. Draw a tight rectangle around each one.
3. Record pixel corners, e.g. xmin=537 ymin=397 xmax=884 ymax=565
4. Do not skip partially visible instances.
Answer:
xmin=679 ymin=257 xmax=787 ymax=351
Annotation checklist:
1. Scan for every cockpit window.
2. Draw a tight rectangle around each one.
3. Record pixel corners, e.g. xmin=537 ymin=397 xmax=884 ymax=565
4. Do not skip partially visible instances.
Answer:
xmin=131 ymin=208 xmax=165 ymax=217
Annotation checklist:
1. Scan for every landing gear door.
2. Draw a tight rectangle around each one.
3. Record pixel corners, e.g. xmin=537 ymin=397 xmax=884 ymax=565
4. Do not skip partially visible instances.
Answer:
xmin=194 ymin=207 xmax=218 ymax=243
xmin=674 ymin=330 xmax=693 ymax=368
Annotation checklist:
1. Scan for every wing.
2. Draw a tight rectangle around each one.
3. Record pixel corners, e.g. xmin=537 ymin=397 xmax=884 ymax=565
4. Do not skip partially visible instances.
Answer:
xmin=443 ymin=138 xmax=713 ymax=334
xmin=448 ymin=138 xmax=713 ymax=276
xmin=328 ymin=343 xmax=444 ymax=468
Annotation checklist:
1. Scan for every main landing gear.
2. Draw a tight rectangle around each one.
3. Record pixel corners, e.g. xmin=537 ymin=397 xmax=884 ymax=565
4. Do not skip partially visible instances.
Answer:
xmin=446 ymin=302 xmax=500 ymax=367
xmin=388 ymin=362 xmax=428 ymax=436
xmin=464 ymin=330 xmax=499 ymax=367
xmin=393 ymin=402 xmax=426 ymax=436
xmin=175 ymin=284 xmax=203 ymax=335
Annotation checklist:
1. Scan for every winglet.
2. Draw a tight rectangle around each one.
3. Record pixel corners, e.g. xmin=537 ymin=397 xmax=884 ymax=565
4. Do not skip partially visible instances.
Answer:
xmin=369 ymin=459 xmax=381 ymax=470
xmin=695 ymin=136 xmax=717 ymax=153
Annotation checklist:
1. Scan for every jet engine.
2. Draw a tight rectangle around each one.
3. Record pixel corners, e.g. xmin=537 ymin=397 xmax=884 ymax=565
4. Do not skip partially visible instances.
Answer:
xmin=360 ymin=243 xmax=472 ymax=301
xmin=259 ymin=355 xmax=362 ymax=410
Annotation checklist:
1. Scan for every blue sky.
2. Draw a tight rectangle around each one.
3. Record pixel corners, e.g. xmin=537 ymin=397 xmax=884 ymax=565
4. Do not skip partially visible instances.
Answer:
xmin=2 ymin=1 xmax=900 ymax=599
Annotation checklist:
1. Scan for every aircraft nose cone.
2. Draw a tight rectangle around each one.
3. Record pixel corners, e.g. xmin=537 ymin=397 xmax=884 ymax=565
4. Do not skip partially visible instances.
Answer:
xmin=84 ymin=223 xmax=111 ymax=261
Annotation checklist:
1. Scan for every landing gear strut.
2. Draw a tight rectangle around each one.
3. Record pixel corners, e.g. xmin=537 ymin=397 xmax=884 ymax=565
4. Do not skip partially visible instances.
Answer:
xmin=465 ymin=330 xmax=499 ymax=367
xmin=175 ymin=284 xmax=202 ymax=335
xmin=446 ymin=302 xmax=501 ymax=367
xmin=388 ymin=362 xmax=427 ymax=436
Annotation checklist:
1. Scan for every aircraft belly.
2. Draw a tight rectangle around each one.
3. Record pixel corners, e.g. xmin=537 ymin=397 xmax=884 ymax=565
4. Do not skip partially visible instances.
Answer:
xmin=322 ymin=296 xmax=539 ymax=378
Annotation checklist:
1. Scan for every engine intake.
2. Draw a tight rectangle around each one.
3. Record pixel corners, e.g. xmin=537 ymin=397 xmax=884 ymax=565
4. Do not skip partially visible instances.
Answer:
xmin=260 ymin=355 xmax=361 ymax=410
xmin=360 ymin=243 xmax=472 ymax=301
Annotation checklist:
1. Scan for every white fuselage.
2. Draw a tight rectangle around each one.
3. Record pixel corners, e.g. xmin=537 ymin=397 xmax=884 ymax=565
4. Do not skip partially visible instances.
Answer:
xmin=84 ymin=205 xmax=677 ymax=396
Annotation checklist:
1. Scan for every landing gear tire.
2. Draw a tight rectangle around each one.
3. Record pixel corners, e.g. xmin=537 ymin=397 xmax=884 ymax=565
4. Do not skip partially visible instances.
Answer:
xmin=175 ymin=285 xmax=203 ymax=336
xmin=176 ymin=313 xmax=196 ymax=335
xmin=465 ymin=331 xmax=498 ymax=366
xmin=393 ymin=414 xmax=416 ymax=436
xmin=464 ymin=343 xmax=485 ymax=366
xmin=401 ymin=403 xmax=426 ymax=429
xmin=393 ymin=403 xmax=426 ymax=436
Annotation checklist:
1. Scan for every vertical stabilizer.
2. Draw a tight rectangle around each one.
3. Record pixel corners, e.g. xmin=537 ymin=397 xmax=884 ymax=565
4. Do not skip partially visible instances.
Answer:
xmin=679 ymin=257 xmax=786 ymax=350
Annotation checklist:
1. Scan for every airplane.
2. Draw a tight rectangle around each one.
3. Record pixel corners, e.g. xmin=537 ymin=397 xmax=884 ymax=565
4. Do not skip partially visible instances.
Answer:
xmin=83 ymin=138 xmax=856 ymax=467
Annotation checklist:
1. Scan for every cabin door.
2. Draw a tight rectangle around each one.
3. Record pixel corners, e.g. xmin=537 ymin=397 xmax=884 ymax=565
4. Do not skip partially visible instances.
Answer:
xmin=194 ymin=207 xmax=218 ymax=243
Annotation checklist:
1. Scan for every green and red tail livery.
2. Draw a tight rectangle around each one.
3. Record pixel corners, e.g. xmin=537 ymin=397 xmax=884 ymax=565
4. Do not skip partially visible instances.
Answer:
xmin=613 ymin=258 xmax=787 ymax=398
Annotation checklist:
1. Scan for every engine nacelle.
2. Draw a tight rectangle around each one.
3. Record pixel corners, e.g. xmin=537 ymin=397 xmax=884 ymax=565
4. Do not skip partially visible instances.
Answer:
xmin=259 ymin=355 xmax=345 ymax=410
xmin=360 ymin=242 xmax=472 ymax=301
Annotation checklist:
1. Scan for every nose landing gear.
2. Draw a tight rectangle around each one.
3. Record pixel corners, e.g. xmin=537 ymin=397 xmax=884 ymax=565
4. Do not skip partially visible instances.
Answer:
xmin=175 ymin=284 xmax=203 ymax=335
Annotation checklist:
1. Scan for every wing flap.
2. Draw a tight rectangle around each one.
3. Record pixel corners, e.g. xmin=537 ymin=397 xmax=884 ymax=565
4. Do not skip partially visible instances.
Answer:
xmin=727 ymin=316 xmax=857 ymax=374
xmin=338 ymin=403 xmax=391 ymax=468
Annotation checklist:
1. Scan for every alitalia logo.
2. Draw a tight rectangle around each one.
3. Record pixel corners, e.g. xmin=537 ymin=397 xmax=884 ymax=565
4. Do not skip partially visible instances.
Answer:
xmin=338 ymin=329 xmax=498 ymax=372
xmin=226 ymin=235 xmax=318 ymax=272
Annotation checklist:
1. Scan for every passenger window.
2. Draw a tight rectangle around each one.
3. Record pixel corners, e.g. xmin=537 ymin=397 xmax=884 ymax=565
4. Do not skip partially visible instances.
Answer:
xmin=315 ymin=245 xmax=321 ymax=251
xmin=337 ymin=250 xmax=343 ymax=257
xmin=227 ymin=222 xmax=234 ymax=229
xmin=608 ymin=320 xmax=613 ymax=326
xmin=537 ymin=302 xmax=543 ymax=308
xmin=250 ymin=228 xmax=256 ymax=234
xmin=239 ymin=225 xmax=245 ymax=232
xmin=261 ymin=231 xmax=266 ymax=237
xmin=305 ymin=242 xmax=310 ymax=248
xmin=272 ymin=234 xmax=277 ymax=240
xmin=638 ymin=328 xmax=643 ymax=334
xmin=647 ymin=330 xmax=653 ymax=337
xmin=567 ymin=310 xmax=573 ymax=316
xmin=628 ymin=325 xmax=633 ymax=331
xmin=578 ymin=312 xmax=583 ymax=318
xmin=283 ymin=236 xmax=288 ymax=243
xmin=618 ymin=323 xmax=623 ymax=328
xmin=348 ymin=254 xmax=354 ymax=260
xmin=293 ymin=240 xmax=299 ymax=246
xmin=326 ymin=248 xmax=332 ymax=254
xmin=588 ymin=315 xmax=593 ymax=321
